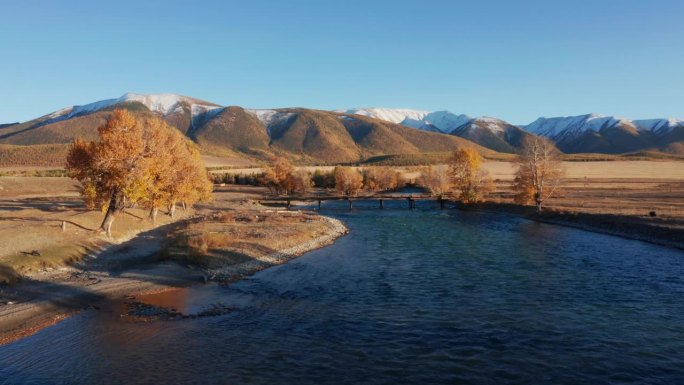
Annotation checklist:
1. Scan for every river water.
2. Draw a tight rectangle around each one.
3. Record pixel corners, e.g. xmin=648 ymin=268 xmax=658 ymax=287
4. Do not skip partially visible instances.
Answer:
xmin=1 ymin=204 xmax=684 ymax=384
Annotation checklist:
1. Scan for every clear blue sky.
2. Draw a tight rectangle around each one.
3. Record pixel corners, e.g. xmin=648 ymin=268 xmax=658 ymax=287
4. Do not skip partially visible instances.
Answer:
xmin=1 ymin=0 xmax=682 ymax=124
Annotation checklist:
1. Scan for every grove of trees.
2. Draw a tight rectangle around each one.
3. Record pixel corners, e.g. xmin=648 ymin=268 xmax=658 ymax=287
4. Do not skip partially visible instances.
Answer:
xmin=66 ymin=109 xmax=213 ymax=235
xmin=362 ymin=166 xmax=405 ymax=192
xmin=260 ymin=156 xmax=312 ymax=195
xmin=417 ymin=148 xmax=492 ymax=203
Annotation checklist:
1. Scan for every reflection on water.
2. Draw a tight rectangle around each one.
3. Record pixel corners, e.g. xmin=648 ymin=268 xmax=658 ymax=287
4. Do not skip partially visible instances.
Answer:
xmin=1 ymin=208 xmax=683 ymax=384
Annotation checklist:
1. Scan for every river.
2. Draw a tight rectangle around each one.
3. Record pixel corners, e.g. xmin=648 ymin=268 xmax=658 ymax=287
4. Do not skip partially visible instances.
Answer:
xmin=1 ymin=204 xmax=683 ymax=384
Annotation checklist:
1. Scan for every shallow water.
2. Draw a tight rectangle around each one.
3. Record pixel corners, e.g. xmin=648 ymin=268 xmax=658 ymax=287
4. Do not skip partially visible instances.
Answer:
xmin=1 ymin=204 xmax=684 ymax=384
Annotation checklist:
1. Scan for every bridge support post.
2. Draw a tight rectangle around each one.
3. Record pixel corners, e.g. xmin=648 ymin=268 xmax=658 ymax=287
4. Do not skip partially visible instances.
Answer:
xmin=379 ymin=199 xmax=384 ymax=209
xmin=318 ymin=199 xmax=322 ymax=210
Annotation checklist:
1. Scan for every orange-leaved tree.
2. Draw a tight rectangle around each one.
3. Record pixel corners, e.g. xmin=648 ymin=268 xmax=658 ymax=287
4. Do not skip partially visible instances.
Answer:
xmin=448 ymin=148 xmax=492 ymax=203
xmin=334 ymin=166 xmax=363 ymax=197
xmin=362 ymin=166 xmax=403 ymax=192
xmin=260 ymin=156 xmax=295 ymax=195
xmin=66 ymin=109 xmax=212 ymax=234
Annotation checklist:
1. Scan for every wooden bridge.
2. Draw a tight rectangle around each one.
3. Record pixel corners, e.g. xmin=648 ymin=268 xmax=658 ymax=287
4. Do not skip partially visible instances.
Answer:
xmin=259 ymin=194 xmax=454 ymax=210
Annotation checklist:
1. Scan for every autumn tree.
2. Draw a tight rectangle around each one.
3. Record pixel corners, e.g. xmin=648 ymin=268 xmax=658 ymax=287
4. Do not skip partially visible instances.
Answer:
xmin=260 ymin=156 xmax=295 ymax=195
xmin=334 ymin=166 xmax=363 ymax=197
xmin=66 ymin=109 xmax=212 ymax=234
xmin=448 ymin=148 xmax=492 ymax=203
xmin=312 ymin=169 xmax=336 ymax=188
xmin=362 ymin=166 xmax=403 ymax=192
xmin=513 ymin=136 xmax=565 ymax=212
xmin=288 ymin=169 xmax=313 ymax=194
xmin=418 ymin=165 xmax=452 ymax=197
xmin=160 ymin=139 xmax=213 ymax=219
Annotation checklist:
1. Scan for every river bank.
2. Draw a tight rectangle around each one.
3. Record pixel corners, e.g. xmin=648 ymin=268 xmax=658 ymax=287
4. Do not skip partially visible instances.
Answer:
xmin=473 ymin=202 xmax=684 ymax=251
xmin=0 ymin=186 xmax=348 ymax=346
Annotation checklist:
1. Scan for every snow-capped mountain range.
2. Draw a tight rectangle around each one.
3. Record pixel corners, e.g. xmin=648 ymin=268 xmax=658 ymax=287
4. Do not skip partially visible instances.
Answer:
xmin=341 ymin=108 xmax=682 ymax=137
xmin=340 ymin=107 xmax=683 ymax=154
xmin=525 ymin=114 xmax=683 ymax=140
xmin=3 ymin=93 xmax=682 ymax=156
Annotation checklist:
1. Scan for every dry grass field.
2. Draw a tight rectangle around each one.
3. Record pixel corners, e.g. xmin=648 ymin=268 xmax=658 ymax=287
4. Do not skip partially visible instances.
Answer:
xmin=209 ymin=160 xmax=684 ymax=227
xmin=0 ymin=177 xmax=196 ymax=283
xmin=481 ymin=161 xmax=684 ymax=226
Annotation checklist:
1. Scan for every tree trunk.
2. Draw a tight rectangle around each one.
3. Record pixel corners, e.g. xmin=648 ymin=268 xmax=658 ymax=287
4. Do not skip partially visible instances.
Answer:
xmin=536 ymin=200 xmax=542 ymax=212
xmin=149 ymin=207 xmax=159 ymax=223
xmin=168 ymin=202 xmax=176 ymax=218
xmin=182 ymin=201 xmax=187 ymax=211
xmin=100 ymin=190 xmax=124 ymax=236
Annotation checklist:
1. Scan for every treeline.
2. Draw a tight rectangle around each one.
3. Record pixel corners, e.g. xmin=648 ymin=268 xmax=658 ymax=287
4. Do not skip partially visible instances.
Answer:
xmin=212 ymin=158 xmax=407 ymax=196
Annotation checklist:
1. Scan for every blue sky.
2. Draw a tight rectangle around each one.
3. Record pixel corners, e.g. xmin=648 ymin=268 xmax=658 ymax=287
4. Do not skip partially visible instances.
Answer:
xmin=1 ymin=0 xmax=682 ymax=124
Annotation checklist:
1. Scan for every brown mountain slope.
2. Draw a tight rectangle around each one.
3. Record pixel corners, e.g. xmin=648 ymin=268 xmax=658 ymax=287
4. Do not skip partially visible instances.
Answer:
xmin=191 ymin=106 xmax=271 ymax=157
xmin=268 ymin=109 xmax=362 ymax=163
xmin=558 ymin=124 xmax=657 ymax=154
xmin=450 ymin=118 xmax=538 ymax=154
xmin=339 ymin=113 xmax=496 ymax=156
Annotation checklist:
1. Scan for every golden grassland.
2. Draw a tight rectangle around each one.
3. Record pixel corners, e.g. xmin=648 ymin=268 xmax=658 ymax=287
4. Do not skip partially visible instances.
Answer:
xmin=0 ymin=177 xmax=190 ymax=283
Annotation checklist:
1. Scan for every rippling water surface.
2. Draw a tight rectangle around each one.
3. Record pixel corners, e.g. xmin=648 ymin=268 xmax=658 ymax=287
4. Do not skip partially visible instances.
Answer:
xmin=2 ymin=205 xmax=684 ymax=384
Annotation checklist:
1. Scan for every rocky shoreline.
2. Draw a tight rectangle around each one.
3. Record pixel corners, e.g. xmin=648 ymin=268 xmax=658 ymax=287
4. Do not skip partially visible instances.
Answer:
xmin=207 ymin=216 xmax=348 ymax=282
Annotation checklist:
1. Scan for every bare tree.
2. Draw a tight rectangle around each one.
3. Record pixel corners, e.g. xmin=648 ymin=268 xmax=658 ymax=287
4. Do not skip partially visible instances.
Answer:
xmin=513 ymin=136 xmax=565 ymax=212
xmin=418 ymin=165 xmax=451 ymax=197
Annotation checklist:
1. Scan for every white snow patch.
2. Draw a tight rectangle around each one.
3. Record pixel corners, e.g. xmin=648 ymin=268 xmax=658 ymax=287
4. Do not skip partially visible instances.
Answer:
xmin=338 ymin=108 xmax=471 ymax=133
xmin=246 ymin=109 xmax=295 ymax=136
xmin=474 ymin=117 xmax=507 ymax=134
xmin=633 ymin=118 xmax=683 ymax=135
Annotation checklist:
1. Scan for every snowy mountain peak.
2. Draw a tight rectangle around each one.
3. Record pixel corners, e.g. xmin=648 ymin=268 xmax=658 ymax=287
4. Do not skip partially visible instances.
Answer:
xmin=339 ymin=108 xmax=471 ymax=133
xmin=44 ymin=92 xmax=221 ymax=122
xmin=450 ymin=116 xmax=513 ymax=135
xmin=632 ymin=118 xmax=684 ymax=135
xmin=118 ymin=92 xmax=220 ymax=114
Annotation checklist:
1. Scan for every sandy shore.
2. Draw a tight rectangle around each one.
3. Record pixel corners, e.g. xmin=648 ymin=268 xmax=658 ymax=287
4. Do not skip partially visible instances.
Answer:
xmin=0 ymin=204 xmax=348 ymax=346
